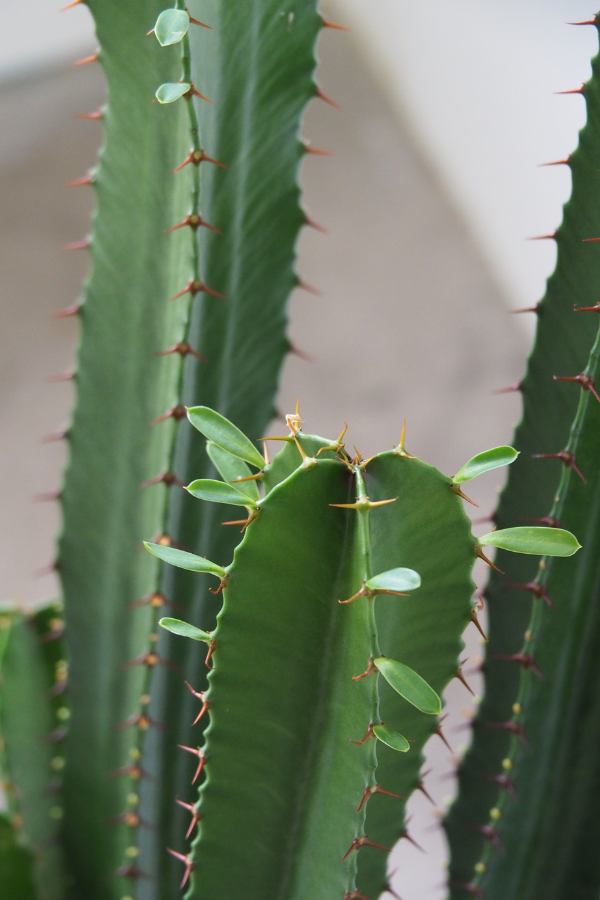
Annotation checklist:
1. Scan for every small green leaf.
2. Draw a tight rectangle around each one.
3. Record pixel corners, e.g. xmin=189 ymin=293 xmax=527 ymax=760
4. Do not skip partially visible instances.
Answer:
xmin=453 ymin=446 xmax=519 ymax=483
xmin=366 ymin=567 xmax=421 ymax=594
xmin=144 ymin=543 xmax=226 ymax=578
xmin=185 ymin=479 xmax=257 ymax=508
xmin=373 ymin=725 xmax=410 ymax=753
xmin=207 ymin=441 xmax=260 ymax=502
xmin=155 ymin=82 xmax=190 ymax=104
xmin=478 ymin=526 xmax=581 ymax=557
xmin=154 ymin=9 xmax=189 ymax=45
xmin=375 ymin=658 xmax=441 ymax=714
xmin=187 ymin=406 xmax=266 ymax=469
xmin=159 ymin=618 xmax=212 ymax=643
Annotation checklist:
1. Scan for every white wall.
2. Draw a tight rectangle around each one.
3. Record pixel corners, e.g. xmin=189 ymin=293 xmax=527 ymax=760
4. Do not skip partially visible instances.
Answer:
xmin=338 ymin=0 xmax=600 ymax=308
xmin=3 ymin=1 xmax=600 ymax=308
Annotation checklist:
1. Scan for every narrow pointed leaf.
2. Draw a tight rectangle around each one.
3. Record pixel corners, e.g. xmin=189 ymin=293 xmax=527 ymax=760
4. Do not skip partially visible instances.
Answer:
xmin=159 ymin=618 xmax=212 ymax=643
xmin=373 ymin=725 xmax=410 ymax=753
xmin=154 ymin=9 xmax=189 ymax=46
xmin=478 ymin=526 xmax=580 ymax=557
xmin=187 ymin=406 xmax=266 ymax=469
xmin=207 ymin=441 xmax=260 ymax=502
xmin=366 ymin=568 xmax=421 ymax=594
xmin=155 ymin=82 xmax=189 ymax=104
xmin=453 ymin=446 xmax=519 ymax=483
xmin=185 ymin=478 xmax=257 ymax=508
xmin=144 ymin=543 xmax=225 ymax=578
xmin=375 ymin=658 xmax=441 ymax=715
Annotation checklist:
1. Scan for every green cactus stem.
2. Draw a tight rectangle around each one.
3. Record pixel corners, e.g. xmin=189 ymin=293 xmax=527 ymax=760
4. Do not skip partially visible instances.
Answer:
xmin=446 ymin=15 xmax=600 ymax=900
xmin=0 ymin=604 xmax=67 ymax=900
xmin=146 ymin=409 xmax=574 ymax=899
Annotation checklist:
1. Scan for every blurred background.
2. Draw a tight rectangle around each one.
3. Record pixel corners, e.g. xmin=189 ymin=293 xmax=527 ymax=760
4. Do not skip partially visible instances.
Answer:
xmin=1 ymin=1 xmax=598 ymax=896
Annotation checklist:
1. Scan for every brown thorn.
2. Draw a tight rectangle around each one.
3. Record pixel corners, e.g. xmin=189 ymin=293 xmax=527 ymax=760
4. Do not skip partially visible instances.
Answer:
xmin=114 ymin=864 xmax=151 ymax=881
xmin=53 ymin=303 xmax=80 ymax=319
xmin=493 ymin=651 xmax=544 ymax=680
xmin=554 ymin=372 xmax=600 ymax=402
xmin=315 ymin=87 xmax=340 ymax=109
xmin=170 ymin=278 xmax=224 ymax=301
xmin=465 ymin=823 xmax=503 ymax=851
xmin=481 ymin=771 xmax=517 ymax=798
xmin=303 ymin=143 xmax=333 ymax=157
xmin=532 ymin=448 xmax=586 ymax=482
xmin=33 ymin=491 xmax=60 ymax=503
xmin=350 ymin=723 xmax=375 ymax=745
xmin=48 ymin=369 xmax=75 ymax=383
xmin=321 ymin=17 xmax=350 ymax=31
xmin=177 ymin=745 xmax=207 ymax=783
xmin=173 ymin=148 xmax=226 ymax=173
xmin=116 ymin=713 xmax=164 ymax=732
xmin=185 ymin=681 xmax=210 ymax=724
xmin=183 ymin=83 xmax=212 ymax=103
xmin=416 ymin=774 xmax=435 ymax=805
xmin=503 ymin=580 xmax=555 ymax=609
xmin=166 ymin=213 xmax=221 ymax=235
xmin=175 ymin=798 xmax=201 ymax=838
xmin=74 ymin=51 xmax=98 ymax=66
xmin=76 ymin=109 xmax=103 ymax=120
xmin=456 ymin=663 xmax=475 ymax=696
xmin=140 ymin=471 xmax=184 ymax=489
xmin=60 ymin=0 xmax=82 ymax=9
xmin=567 ymin=17 xmax=598 ymax=25
xmin=123 ymin=651 xmax=174 ymax=670
xmin=475 ymin=544 xmax=503 ymax=574
xmin=64 ymin=238 xmax=90 ymax=251
xmin=400 ymin=824 xmax=425 ymax=853
xmin=434 ymin=721 xmax=452 ymax=752
xmin=155 ymin=341 xmax=209 ymax=363
xmin=574 ymin=302 xmax=600 ymax=312
xmin=296 ymin=277 xmax=322 ymax=296
xmin=451 ymin=484 xmax=479 ymax=507
xmin=152 ymin=404 xmax=186 ymax=425
xmin=539 ymin=155 xmax=572 ymax=167
xmin=471 ymin=513 xmax=495 ymax=525
xmin=492 ymin=381 xmax=522 ymax=394
xmin=470 ymin=608 xmax=488 ymax=641
xmin=66 ymin=173 xmax=94 ymax=187
xmin=304 ymin=214 xmax=328 ymax=234
xmin=166 ymin=849 xmax=194 ymax=889
xmin=129 ymin=592 xmax=181 ymax=612
xmin=34 ymin=560 xmax=57 ymax=578
xmin=526 ymin=232 xmax=557 ymax=241
xmin=357 ymin=783 xmax=404 ymax=812
xmin=353 ymin=657 xmax=377 ymax=680
xmin=288 ymin=342 xmax=314 ymax=362
xmin=341 ymin=835 xmax=390 ymax=863
xmin=509 ymin=304 xmax=539 ymax=313
xmin=188 ymin=15 xmax=212 ymax=29
xmin=555 ymin=84 xmax=585 ymax=95
xmin=487 ymin=720 xmax=528 ymax=746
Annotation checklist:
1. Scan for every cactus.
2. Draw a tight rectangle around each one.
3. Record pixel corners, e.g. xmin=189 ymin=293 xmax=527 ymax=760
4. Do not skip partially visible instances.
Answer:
xmin=0 ymin=604 xmax=67 ymax=899
xmin=1 ymin=2 xmax=592 ymax=899
xmin=143 ymin=408 xmax=576 ymax=899
xmin=445 ymin=13 xmax=600 ymax=900
xmin=48 ymin=0 xmax=325 ymax=896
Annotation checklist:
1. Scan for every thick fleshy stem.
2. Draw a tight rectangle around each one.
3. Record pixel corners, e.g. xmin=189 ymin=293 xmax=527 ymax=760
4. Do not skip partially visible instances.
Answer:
xmin=115 ymin=5 xmax=218 ymax=876
xmin=468 ymin=310 xmax=600 ymax=889
xmin=343 ymin=466 xmax=382 ymax=894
